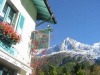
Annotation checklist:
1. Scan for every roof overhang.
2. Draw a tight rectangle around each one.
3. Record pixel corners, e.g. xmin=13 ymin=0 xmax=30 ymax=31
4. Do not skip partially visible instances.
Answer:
xmin=32 ymin=0 xmax=57 ymax=24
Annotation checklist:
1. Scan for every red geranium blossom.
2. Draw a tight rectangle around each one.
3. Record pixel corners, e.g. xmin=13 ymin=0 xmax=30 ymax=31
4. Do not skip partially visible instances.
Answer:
xmin=0 ymin=22 xmax=21 ymax=44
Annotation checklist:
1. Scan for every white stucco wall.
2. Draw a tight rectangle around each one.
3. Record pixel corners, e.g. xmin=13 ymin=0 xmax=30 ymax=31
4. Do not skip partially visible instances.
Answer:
xmin=10 ymin=0 xmax=36 ymax=65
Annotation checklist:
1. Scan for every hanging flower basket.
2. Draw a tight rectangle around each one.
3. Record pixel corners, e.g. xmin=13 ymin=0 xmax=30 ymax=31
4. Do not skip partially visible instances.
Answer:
xmin=0 ymin=22 xmax=21 ymax=44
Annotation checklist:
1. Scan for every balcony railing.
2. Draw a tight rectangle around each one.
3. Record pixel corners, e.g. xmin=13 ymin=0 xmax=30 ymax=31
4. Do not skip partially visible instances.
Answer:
xmin=0 ymin=40 xmax=18 ymax=56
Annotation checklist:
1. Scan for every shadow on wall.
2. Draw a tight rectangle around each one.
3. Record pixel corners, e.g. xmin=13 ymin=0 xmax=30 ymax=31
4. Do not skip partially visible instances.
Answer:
xmin=20 ymin=0 xmax=37 ymax=21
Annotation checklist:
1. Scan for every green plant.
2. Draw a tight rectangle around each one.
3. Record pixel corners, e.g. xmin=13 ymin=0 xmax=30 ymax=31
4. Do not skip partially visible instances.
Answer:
xmin=0 ymin=22 xmax=21 ymax=44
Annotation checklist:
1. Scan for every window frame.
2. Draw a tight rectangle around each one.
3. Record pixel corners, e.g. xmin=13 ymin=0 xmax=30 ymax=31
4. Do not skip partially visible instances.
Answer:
xmin=0 ymin=0 xmax=19 ymax=29
xmin=2 ymin=2 xmax=16 ymax=25
xmin=0 ymin=0 xmax=25 ymax=35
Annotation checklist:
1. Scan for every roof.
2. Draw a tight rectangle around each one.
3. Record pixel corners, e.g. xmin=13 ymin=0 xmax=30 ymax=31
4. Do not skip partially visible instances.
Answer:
xmin=32 ymin=0 xmax=57 ymax=24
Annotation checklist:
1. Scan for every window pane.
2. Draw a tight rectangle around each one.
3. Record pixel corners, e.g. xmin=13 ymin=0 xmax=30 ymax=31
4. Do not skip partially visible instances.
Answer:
xmin=1 ymin=2 xmax=17 ymax=27
xmin=0 ymin=11 xmax=5 ymax=21
xmin=9 ymin=9 xmax=14 ymax=18
xmin=8 ymin=7 xmax=15 ymax=25
xmin=1 ymin=11 xmax=6 ymax=17
xmin=6 ymin=17 xmax=12 ymax=24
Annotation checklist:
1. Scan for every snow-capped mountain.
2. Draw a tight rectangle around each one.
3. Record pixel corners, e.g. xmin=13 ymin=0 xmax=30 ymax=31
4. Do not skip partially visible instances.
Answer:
xmin=45 ymin=37 xmax=100 ymax=59
xmin=61 ymin=37 xmax=92 ymax=51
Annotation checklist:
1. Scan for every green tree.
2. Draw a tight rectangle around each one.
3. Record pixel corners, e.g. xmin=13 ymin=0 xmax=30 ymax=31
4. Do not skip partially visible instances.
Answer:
xmin=48 ymin=65 xmax=57 ymax=75
xmin=76 ymin=69 xmax=85 ymax=75
xmin=73 ymin=63 xmax=81 ymax=74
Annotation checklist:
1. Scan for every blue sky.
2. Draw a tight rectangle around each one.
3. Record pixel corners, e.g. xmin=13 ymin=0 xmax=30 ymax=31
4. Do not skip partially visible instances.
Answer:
xmin=37 ymin=0 xmax=100 ymax=46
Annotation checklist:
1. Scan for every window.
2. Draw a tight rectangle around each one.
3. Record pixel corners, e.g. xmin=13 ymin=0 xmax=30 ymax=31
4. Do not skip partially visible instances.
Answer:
xmin=0 ymin=64 xmax=15 ymax=75
xmin=0 ymin=0 xmax=25 ymax=34
xmin=1 ymin=2 xmax=16 ymax=26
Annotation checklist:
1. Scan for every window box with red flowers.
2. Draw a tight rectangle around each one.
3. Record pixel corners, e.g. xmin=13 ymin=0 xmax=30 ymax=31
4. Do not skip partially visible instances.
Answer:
xmin=0 ymin=22 xmax=21 ymax=45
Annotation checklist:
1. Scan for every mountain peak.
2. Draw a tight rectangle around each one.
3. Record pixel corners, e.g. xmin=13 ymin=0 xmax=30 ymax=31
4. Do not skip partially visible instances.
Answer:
xmin=43 ymin=37 xmax=100 ymax=59
xmin=66 ymin=37 xmax=71 ymax=40
xmin=61 ymin=37 xmax=88 ymax=50
xmin=66 ymin=37 xmax=76 ymax=42
xmin=93 ymin=42 xmax=100 ymax=46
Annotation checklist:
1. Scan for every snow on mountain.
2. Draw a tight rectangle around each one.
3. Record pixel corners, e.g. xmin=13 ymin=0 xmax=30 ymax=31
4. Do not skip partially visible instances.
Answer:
xmin=61 ymin=37 xmax=92 ymax=51
xmin=45 ymin=37 xmax=100 ymax=59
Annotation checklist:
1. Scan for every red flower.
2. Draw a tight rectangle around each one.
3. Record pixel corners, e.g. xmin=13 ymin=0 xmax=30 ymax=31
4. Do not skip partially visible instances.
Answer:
xmin=0 ymin=22 xmax=21 ymax=44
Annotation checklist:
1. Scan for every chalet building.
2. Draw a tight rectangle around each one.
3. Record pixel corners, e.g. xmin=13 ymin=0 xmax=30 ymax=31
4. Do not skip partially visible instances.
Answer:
xmin=0 ymin=0 xmax=56 ymax=75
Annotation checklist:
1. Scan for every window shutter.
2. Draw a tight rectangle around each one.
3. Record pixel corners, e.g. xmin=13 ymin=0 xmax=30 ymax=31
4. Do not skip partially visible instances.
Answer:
xmin=17 ymin=13 xmax=25 ymax=34
xmin=0 ymin=0 xmax=6 ymax=12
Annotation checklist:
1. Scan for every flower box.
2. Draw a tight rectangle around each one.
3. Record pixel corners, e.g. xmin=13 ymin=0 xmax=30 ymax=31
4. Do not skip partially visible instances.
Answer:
xmin=0 ymin=22 xmax=21 ymax=45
